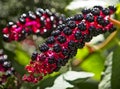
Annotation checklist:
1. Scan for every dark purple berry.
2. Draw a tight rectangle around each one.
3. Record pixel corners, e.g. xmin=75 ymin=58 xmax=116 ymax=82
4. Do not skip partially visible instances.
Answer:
xmin=76 ymin=41 xmax=85 ymax=48
xmin=83 ymin=34 xmax=92 ymax=42
xmin=102 ymin=8 xmax=110 ymax=15
xmin=63 ymin=27 xmax=72 ymax=35
xmin=74 ymin=14 xmax=84 ymax=21
xmin=96 ymin=28 xmax=103 ymax=34
xmin=51 ymin=30 xmax=61 ymax=37
xmin=93 ymin=6 xmax=103 ymax=10
xmin=31 ymin=51 xmax=38 ymax=61
xmin=57 ymin=35 xmax=66 ymax=43
xmin=96 ymin=16 xmax=105 ymax=26
xmin=62 ymin=48 xmax=69 ymax=56
xmin=68 ymin=40 xmax=76 ymax=50
xmin=39 ymin=43 xmax=49 ymax=52
xmin=88 ymin=25 xmax=96 ymax=35
xmin=53 ymin=44 xmax=62 ymax=53
xmin=82 ymin=8 xmax=91 ymax=14
xmin=91 ymin=8 xmax=100 ymax=16
xmin=46 ymin=36 xmax=55 ymax=44
xmin=48 ymin=56 xmax=55 ymax=64
xmin=78 ymin=21 xmax=87 ymax=31
xmin=67 ymin=21 xmax=76 ymax=29
xmin=56 ymin=58 xmax=63 ymax=67
xmin=65 ymin=17 xmax=74 ymax=22
xmin=109 ymin=6 xmax=117 ymax=12
xmin=57 ymin=24 xmax=66 ymax=31
xmin=74 ymin=30 xmax=82 ymax=40
xmin=69 ymin=48 xmax=77 ymax=57
xmin=85 ymin=13 xmax=94 ymax=22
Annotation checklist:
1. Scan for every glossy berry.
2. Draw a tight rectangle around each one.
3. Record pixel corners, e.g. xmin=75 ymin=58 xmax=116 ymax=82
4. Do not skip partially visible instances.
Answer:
xmin=46 ymin=36 xmax=55 ymax=44
xmin=109 ymin=6 xmax=117 ymax=12
xmin=74 ymin=14 xmax=84 ymax=21
xmin=57 ymin=24 xmax=66 ymax=31
xmin=74 ymin=30 xmax=82 ymax=40
xmin=91 ymin=7 xmax=100 ymax=16
xmin=51 ymin=30 xmax=61 ymax=37
xmin=63 ymin=27 xmax=72 ymax=35
xmin=78 ymin=21 xmax=87 ymax=31
xmin=93 ymin=6 xmax=103 ymax=10
xmin=39 ymin=43 xmax=49 ymax=52
xmin=62 ymin=48 xmax=69 ymax=56
xmin=57 ymin=35 xmax=66 ymax=43
xmin=53 ymin=44 xmax=62 ymax=53
xmin=85 ymin=13 xmax=94 ymax=22
xmin=67 ymin=21 xmax=76 ymax=29
xmin=31 ymin=51 xmax=38 ymax=61
xmin=102 ymin=8 xmax=110 ymax=15
xmin=23 ymin=5 xmax=117 ymax=83
xmin=76 ymin=41 xmax=85 ymax=48
xmin=48 ymin=56 xmax=55 ymax=64
xmin=56 ymin=58 xmax=64 ymax=67
xmin=82 ymin=8 xmax=91 ymax=14
xmin=68 ymin=40 xmax=76 ymax=50
xmin=96 ymin=16 xmax=105 ymax=26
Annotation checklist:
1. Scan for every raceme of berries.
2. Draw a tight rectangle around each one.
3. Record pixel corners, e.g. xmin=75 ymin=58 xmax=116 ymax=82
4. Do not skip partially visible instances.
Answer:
xmin=22 ymin=5 xmax=117 ymax=83
xmin=0 ymin=49 xmax=15 ymax=85
xmin=2 ymin=8 xmax=65 ymax=42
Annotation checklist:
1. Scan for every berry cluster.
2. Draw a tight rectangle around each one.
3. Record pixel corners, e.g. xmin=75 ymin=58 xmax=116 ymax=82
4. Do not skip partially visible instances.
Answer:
xmin=2 ymin=8 xmax=65 ymax=42
xmin=0 ymin=49 xmax=15 ymax=85
xmin=22 ymin=5 xmax=117 ymax=83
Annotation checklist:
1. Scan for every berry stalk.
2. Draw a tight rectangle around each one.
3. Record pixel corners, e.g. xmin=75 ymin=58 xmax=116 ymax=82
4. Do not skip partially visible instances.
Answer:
xmin=23 ymin=5 xmax=117 ymax=83
xmin=109 ymin=17 xmax=120 ymax=27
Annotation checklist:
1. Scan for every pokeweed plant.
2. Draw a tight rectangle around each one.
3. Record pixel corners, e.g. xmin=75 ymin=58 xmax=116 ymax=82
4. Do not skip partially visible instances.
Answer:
xmin=1 ymin=2 xmax=120 ymax=89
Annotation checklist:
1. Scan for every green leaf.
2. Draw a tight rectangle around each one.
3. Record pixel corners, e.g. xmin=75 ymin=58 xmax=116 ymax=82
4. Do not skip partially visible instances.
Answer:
xmin=46 ymin=73 xmax=74 ymax=89
xmin=81 ymin=52 xmax=105 ymax=80
xmin=99 ymin=52 xmax=113 ymax=89
xmin=111 ymin=44 xmax=120 ymax=89
xmin=63 ymin=71 xmax=94 ymax=85
xmin=45 ymin=71 xmax=94 ymax=89
xmin=14 ymin=47 xmax=30 ymax=66
xmin=76 ymin=47 xmax=90 ymax=59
